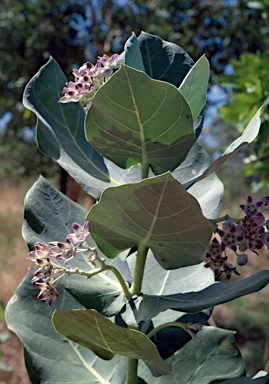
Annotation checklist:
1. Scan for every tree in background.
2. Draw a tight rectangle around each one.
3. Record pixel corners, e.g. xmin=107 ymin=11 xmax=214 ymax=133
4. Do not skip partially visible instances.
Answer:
xmin=1 ymin=0 xmax=268 ymax=180
xmin=0 ymin=0 xmax=88 ymax=179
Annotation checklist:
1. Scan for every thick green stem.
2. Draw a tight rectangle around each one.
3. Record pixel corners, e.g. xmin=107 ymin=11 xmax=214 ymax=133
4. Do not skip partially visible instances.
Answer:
xmin=146 ymin=321 xmax=190 ymax=339
xmin=129 ymin=244 xmax=148 ymax=296
xmin=126 ymin=357 xmax=138 ymax=384
xmin=146 ymin=322 xmax=206 ymax=345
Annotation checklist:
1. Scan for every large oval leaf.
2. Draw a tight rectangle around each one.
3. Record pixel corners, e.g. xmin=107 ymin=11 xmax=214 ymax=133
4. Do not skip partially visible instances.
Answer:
xmin=23 ymin=176 xmax=129 ymax=315
xmin=53 ymin=309 xmax=171 ymax=377
xmin=136 ymin=31 xmax=194 ymax=87
xmin=87 ymin=172 xmax=212 ymax=269
xmin=23 ymin=57 xmax=142 ymax=198
xmin=5 ymin=276 xmax=128 ymax=384
xmin=5 ymin=176 xmax=132 ymax=382
xmin=85 ymin=64 xmax=194 ymax=175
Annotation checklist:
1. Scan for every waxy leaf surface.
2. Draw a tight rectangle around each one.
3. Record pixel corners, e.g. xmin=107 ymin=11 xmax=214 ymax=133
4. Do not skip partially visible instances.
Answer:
xmin=85 ymin=64 xmax=194 ymax=175
xmin=124 ymin=32 xmax=146 ymax=72
xmin=172 ymin=143 xmax=224 ymax=219
xmin=179 ymin=55 xmax=210 ymax=121
xmin=136 ymin=270 xmax=269 ymax=321
xmin=23 ymin=57 xmax=141 ymax=199
xmin=87 ymin=172 xmax=212 ymax=269
xmin=23 ymin=176 xmax=128 ymax=316
xmin=139 ymin=327 xmax=245 ymax=383
xmin=136 ymin=31 xmax=194 ymax=86
xmin=127 ymin=252 xmax=214 ymax=296
xmin=53 ymin=309 xmax=171 ymax=377
xmin=5 ymin=273 xmax=130 ymax=384
xmin=5 ymin=177 xmax=132 ymax=382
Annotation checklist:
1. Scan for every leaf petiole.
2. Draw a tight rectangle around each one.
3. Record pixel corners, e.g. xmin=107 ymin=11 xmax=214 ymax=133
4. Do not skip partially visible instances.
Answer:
xmin=146 ymin=321 xmax=206 ymax=345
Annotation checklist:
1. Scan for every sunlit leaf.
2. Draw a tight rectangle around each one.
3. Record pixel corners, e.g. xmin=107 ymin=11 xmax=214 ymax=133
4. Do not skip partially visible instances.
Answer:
xmin=172 ymin=143 xmax=224 ymax=219
xmin=87 ymin=172 xmax=212 ymax=269
xmin=53 ymin=309 xmax=171 ymax=377
xmin=85 ymin=64 xmax=194 ymax=175
xmin=137 ymin=31 xmax=194 ymax=86
xmin=23 ymin=57 xmax=141 ymax=198
xmin=124 ymin=31 xmax=146 ymax=72
xmin=199 ymin=106 xmax=263 ymax=180
xmin=179 ymin=55 xmax=210 ymax=120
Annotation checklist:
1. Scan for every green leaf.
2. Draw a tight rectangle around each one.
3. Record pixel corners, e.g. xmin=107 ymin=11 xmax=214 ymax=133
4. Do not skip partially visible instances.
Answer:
xmin=23 ymin=176 xmax=128 ymax=316
xmin=124 ymin=31 xmax=146 ymax=72
xmin=23 ymin=56 xmax=141 ymax=199
xmin=138 ymin=327 xmax=245 ymax=383
xmin=179 ymin=55 xmax=210 ymax=120
xmin=23 ymin=175 xmax=87 ymax=246
xmin=85 ymin=64 xmax=194 ymax=175
xmin=188 ymin=173 xmax=224 ymax=219
xmin=5 ymin=277 xmax=128 ymax=383
xmin=137 ymin=31 xmax=194 ymax=87
xmin=136 ymin=270 xmax=269 ymax=322
xmin=121 ymin=254 xmax=214 ymax=327
xmin=53 ymin=309 xmax=171 ymax=377
xmin=199 ymin=106 xmax=263 ymax=181
xmin=87 ymin=172 xmax=212 ymax=269
xmin=127 ymin=252 xmax=215 ymax=297
xmin=172 ymin=143 xmax=224 ymax=219
xmin=61 ymin=272 xmax=127 ymax=317
xmin=5 ymin=177 xmax=131 ymax=382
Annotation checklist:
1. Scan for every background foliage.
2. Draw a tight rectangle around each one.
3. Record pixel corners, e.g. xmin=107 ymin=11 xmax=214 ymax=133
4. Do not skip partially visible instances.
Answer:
xmin=1 ymin=0 xmax=269 ymax=180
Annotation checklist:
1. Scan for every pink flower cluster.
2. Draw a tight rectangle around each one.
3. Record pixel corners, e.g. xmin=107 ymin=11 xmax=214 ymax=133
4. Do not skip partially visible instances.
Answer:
xmin=205 ymin=196 xmax=269 ymax=279
xmin=58 ymin=54 xmax=119 ymax=108
xmin=27 ymin=222 xmax=90 ymax=306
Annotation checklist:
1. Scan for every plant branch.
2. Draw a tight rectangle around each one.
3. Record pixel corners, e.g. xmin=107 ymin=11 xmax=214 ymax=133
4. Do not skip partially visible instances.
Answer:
xmin=52 ymin=247 xmax=132 ymax=298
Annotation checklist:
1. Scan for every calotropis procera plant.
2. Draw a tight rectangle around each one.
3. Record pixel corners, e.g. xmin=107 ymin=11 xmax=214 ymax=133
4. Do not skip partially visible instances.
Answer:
xmin=5 ymin=32 xmax=269 ymax=383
